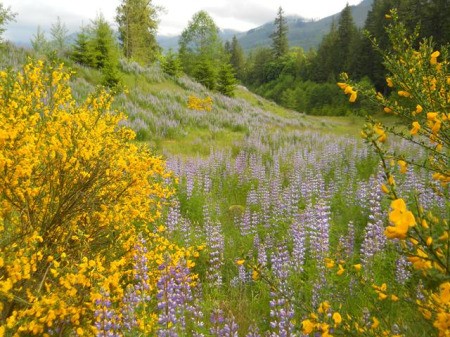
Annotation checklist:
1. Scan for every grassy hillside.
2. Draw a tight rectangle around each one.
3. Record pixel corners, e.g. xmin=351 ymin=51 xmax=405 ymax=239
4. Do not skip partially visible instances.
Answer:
xmin=0 ymin=44 xmax=365 ymax=158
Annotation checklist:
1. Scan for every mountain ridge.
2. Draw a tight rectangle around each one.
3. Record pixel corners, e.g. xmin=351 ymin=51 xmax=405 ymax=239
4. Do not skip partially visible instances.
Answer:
xmin=157 ymin=0 xmax=373 ymax=52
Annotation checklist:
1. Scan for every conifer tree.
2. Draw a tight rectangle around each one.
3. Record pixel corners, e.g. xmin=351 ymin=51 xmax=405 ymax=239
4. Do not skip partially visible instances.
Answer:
xmin=31 ymin=26 xmax=49 ymax=56
xmin=271 ymin=7 xmax=289 ymax=59
xmin=116 ymin=0 xmax=160 ymax=64
xmin=50 ymin=17 xmax=69 ymax=55
xmin=161 ymin=49 xmax=182 ymax=77
xmin=229 ymin=35 xmax=245 ymax=80
xmin=217 ymin=62 xmax=237 ymax=97
xmin=71 ymin=24 xmax=92 ymax=66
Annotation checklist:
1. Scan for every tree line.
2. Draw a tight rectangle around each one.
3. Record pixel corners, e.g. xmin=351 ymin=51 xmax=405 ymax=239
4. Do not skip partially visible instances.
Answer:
xmin=1 ymin=0 xmax=448 ymax=107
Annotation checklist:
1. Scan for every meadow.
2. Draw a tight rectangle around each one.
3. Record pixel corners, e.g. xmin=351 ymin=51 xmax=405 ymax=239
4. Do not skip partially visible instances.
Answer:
xmin=0 ymin=17 xmax=449 ymax=336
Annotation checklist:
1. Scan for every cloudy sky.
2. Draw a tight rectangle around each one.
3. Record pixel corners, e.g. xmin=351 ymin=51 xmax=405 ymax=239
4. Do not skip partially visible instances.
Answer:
xmin=3 ymin=0 xmax=362 ymax=42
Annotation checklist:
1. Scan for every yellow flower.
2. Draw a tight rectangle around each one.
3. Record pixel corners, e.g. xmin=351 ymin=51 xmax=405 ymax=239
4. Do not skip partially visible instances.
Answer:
xmin=302 ymin=319 xmax=315 ymax=334
xmin=427 ymin=112 xmax=438 ymax=121
xmin=385 ymin=199 xmax=416 ymax=239
xmin=332 ymin=312 xmax=342 ymax=325
xmin=372 ymin=317 xmax=380 ymax=329
xmin=398 ymin=160 xmax=407 ymax=174
xmin=386 ymin=77 xmax=394 ymax=87
xmin=381 ymin=184 xmax=389 ymax=194
xmin=398 ymin=90 xmax=411 ymax=97
xmin=353 ymin=264 xmax=362 ymax=271
xmin=349 ymin=90 xmax=357 ymax=102
xmin=415 ymin=104 xmax=423 ymax=113
xmin=430 ymin=50 xmax=440 ymax=65
xmin=236 ymin=259 xmax=245 ymax=266
xmin=337 ymin=264 xmax=345 ymax=276
xmin=373 ymin=124 xmax=387 ymax=142
xmin=410 ymin=121 xmax=420 ymax=135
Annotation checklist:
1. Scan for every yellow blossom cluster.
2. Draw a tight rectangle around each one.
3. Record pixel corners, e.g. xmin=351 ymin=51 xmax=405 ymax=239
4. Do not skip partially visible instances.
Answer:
xmin=385 ymin=198 xmax=416 ymax=239
xmin=187 ymin=95 xmax=213 ymax=111
xmin=0 ymin=61 xmax=200 ymax=335
xmin=338 ymin=10 xmax=449 ymax=337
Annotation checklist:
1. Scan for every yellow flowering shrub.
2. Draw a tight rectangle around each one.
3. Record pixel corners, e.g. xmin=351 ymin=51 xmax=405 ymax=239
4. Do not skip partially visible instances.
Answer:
xmin=0 ymin=60 xmax=198 ymax=335
xmin=187 ymin=95 xmax=213 ymax=111
xmin=338 ymin=10 xmax=449 ymax=336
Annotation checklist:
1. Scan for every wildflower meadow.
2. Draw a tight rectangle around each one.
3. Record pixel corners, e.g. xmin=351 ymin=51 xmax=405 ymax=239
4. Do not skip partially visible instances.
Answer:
xmin=0 ymin=10 xmax=449 ymax=337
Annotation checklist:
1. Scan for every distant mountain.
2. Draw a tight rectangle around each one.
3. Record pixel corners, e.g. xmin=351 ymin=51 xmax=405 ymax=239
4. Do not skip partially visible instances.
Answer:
xmin=157 ymin=0 xmax=373 ymax=53
xmin=236 ymin=0 xmax=373 ymax=51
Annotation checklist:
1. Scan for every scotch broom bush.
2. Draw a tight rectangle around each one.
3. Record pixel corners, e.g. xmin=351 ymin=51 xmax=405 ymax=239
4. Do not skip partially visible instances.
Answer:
xmin=0 ymin=60 xmax=198 ymax=336
xmin=337 ymin=9 xmax=449 ymax=337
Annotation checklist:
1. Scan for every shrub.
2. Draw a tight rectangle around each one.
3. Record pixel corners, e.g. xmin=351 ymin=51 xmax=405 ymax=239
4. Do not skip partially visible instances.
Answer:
xmin=0 ymin=60 xmax=197 ymax=335
xmin=334 ymin=9 xmax=449 ymax=336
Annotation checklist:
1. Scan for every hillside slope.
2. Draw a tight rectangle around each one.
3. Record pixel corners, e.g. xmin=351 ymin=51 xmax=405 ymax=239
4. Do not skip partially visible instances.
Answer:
xmin=0 ymin=44 xmax=362 ymax=158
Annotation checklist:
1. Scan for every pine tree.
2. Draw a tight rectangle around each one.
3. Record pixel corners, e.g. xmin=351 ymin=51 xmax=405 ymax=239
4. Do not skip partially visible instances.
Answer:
xmin=50 ymin=17 xmax=69 ymax=55
xmin=217 ymin=62 xmax=237 ymax=97
xmin=116 ymin=0 xmax=160 ymax=64
xmin=31 ymin=26 xmax=49 ymax=56
xmin=71 ymin=25 xmax=92 ymax=66
xmin=270 ymin=7 xmax=289 ymax=59
xmin=161 ymin=49 xmax=182 ymax=77
xmin=229 ymin=35 xmax=245 ymax=80
xmin=194 ymin=58 xmax=217 ymax=90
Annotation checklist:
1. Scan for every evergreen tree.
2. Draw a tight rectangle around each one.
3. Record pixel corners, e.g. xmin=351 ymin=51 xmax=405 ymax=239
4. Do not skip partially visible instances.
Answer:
xmin=309 ymin=22 xmax=338 ymax=82
xmin=335 ymin=4 xmax=358 ymax=74
xmin=90 ymin=14 xmax=120 ymax=70
xmin=270 ymin=7 xmax=289 ymax=59
xmin=50 ymin=17 xmax=69 ymax=55
xmin=116 ymin=0 xmax=160 ymax=64
xmin=178 ymin=11 xmax=224 ymax=77
xmin=161 ymin=49 xmax=182 ymax=77
xmin=194 ymin=58 xmax=217 ymax=90
xmin=217 ymin=62 xmax=237 ymax=97
xmin=31 ymin=26 xmax=49 ymax=56
xmin=71 ymin=25 xmax=92 ymax=66
xmin=0 ymin=2 xmax=16 ymax=42
xmin=229 ymin=35 xmax=245 ymax=81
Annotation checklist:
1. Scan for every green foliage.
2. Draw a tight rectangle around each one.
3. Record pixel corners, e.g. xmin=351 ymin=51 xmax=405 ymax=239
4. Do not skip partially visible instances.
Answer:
xmin=70 ymin=15 xmax=122 ymax=89
xmin=228 ymin=36 xmax=245 ymax=81
xmin=30 ymin=26 xmax=50 ymax=57
xmin=50 ymin=17 xmax=69 ymax=56
xmin=0 ymin=2 xmax=15 ymax=42
xmin=217 ymin=62 xmax=237 ymax=97
xmin=161 ymin=49 xmax=182 ymax=77
xmin=178 ymin=10 xmax=224 ymax=77
xmin=270 ymin=7 xmax=289 ymax=59
xmin=116 ymin=0 xmax=160 ymax=64
xmin=194 ymin=58 xmax=217 ymax=90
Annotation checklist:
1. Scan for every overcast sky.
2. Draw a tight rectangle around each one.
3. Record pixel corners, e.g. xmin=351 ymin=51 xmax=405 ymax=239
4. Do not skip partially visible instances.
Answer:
xmin=3 ymin=0 xmax=363 ymax=42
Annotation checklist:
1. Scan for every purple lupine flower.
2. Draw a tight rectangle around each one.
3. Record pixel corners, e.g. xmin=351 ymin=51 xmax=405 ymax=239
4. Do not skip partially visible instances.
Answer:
xmin=307 ymin=199 xmax=331 ymax=260
xmin=246 ymin=325 xmax=261 ymax=337
xmin=206 ymin=219 xmax=225 ymax=287
xmin=339 ymin=221 xmax=355 ymax=260
xmin=166 ymin=197 xmax=181 ymax=234
xmin=157 ymin=262 xmax=195 ymax=337
xmin=94 ymin=290 xmax=121 ymax=337
xmin=360 ymin=175 xmax=387 ymax=268
xmin=395 ymin=255 xmax=412 ymax=285
xmin=290 ymin=215 xmax=306 ymax=273
xmin=210 ymin=309 xmax=239 ymax=337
